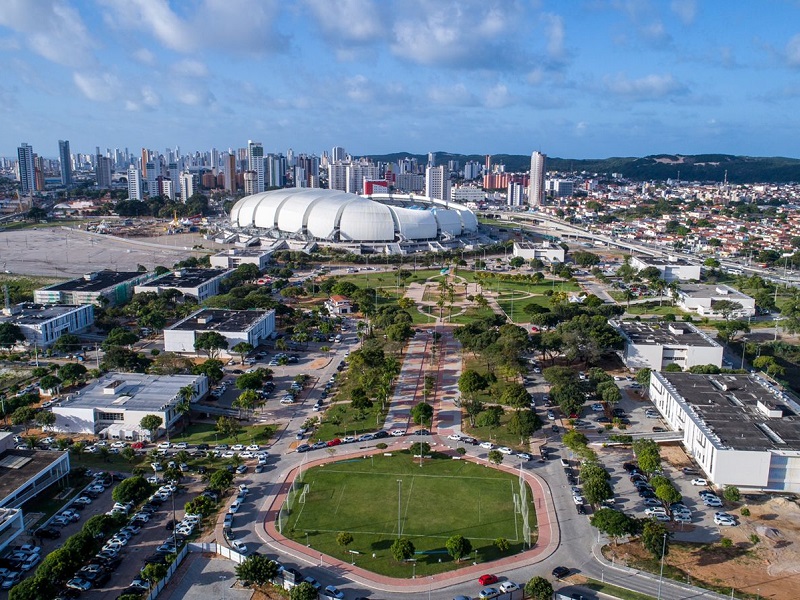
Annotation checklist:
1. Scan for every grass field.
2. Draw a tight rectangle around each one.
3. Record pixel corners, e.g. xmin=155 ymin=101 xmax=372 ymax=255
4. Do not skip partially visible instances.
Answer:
xmin=282 ymin=453 xmax=537 ymax=577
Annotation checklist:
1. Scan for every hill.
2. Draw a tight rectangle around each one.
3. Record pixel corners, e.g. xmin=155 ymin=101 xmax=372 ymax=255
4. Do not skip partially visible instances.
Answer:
xmin=360 ymin=152 xmax=800 ymax=184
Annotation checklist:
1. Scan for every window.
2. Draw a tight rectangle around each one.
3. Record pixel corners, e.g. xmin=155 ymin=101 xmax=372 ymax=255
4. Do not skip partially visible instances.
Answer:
xmin=97 ymin=412 xmax=124 ymax=422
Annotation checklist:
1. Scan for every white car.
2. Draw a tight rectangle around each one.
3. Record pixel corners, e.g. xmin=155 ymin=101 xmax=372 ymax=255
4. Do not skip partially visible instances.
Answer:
xmin=572 ymin=494 xmax=584 ymax=505
xmin=157 ymin=442 xmax=171 ymax=449
xmin=498 ymin=447 xmax=513 ymax=455
xmin=173 ymin=442 xmax=189 ymax=449
xmin=479 ymin=441 xmax=494 ymax=450
xmin=673 ymin=514 xmax=692 ymax=523
xmin=238 ymin=451 xmax=254 ymax=459
xmin=703 ymin=498 xmax=723 ymax=507
xmin=499 ymin=582 xmax=519 ymax=593
xmin=691 ymin=478 xmax=708 ymax=486
xmin=228 ymin=501 xmax=241 ymax=514
xmin=390 ymin=429 xmax=406 ymax=437
xmin=231 ymin=540 xmax=248 ymax=554
xmin=110 ymin=441 xmax=126 ymax=448
xmin=645 ymin=507 xmax=667 ymax=516
xmin=714 ymin=514 xmax=737 ymax=526
xmin=246 ymin=444 xmax=260 ymax=451
xmin=231 ymin=444 xmax=244 ymax=451
xmin=591 ymin=403 xmax=604 ymax=411
xmin=447 ymin=434 xmax=462 ymax=441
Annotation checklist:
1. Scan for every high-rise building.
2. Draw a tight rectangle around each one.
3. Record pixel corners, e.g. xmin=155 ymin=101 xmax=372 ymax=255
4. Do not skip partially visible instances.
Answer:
xmin=34 ymin=155 xmax=45 ymax=191
xmin=224 ymin=153 xmax=237 ymax=194
xmin=425 ymin=165 xmax=450 ymax=202
xmin=507 ymin=182 xmax=524 ymax=206
xmin=58 ymin=140 xmax=72 ymax=186
xmin=328 ymin=162 xmax=348 ymax=192
xmin=266 ymin=154 xmax=285 ymax=188
xmin=17 ymin=143 xmax=35 ymax=195
xmin=127 ymin=166 xmax=142 ymax=200
xmin=247 ymin=140 xmax=264 ymax=193
xmin=96 ymin=156 xmax=112 ymax=189
xmin=331 ymin=146 xmax=347 ymax=163
xmin=528 ymin=151 xmax=546 ymax=207
xmin=243 ymin=171 xmax=257 ymax=195
xmin=427 ymin=152 xmax=436 ymax=167
xmin=180 ymin=171 xmax=196 ymax=203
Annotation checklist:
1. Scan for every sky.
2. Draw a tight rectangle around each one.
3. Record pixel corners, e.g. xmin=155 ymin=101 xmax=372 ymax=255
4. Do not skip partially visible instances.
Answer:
xmin=2 ymin=0 xmax=800 ymax=160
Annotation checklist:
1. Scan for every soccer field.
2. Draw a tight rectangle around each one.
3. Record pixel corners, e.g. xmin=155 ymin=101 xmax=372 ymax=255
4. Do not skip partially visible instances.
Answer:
xmin=280 ymin=453 xmax=537 ymax=577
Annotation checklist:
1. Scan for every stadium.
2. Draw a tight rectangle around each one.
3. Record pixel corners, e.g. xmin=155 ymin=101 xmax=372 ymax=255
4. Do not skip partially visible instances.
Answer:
xmin=226 ymin=188 xmax=479 ymax=254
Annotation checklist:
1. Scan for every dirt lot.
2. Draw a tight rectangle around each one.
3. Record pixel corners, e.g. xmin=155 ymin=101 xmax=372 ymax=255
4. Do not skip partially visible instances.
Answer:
xmin=606 ymin=445 xmax=800 ymax=599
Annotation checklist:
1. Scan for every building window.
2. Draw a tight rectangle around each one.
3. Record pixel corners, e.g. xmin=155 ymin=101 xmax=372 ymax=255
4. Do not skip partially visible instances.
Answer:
xmin=97 ymin=412 xmax=124 ymax=421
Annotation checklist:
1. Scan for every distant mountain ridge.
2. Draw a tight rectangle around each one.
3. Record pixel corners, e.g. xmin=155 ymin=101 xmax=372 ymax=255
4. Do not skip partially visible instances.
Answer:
xmin=361 ymin=152 xmax=800 ymax=184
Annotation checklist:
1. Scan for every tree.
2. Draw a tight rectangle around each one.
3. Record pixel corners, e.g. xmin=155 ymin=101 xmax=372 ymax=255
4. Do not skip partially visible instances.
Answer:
xmin=336 ymin=531 xmax=354 ymax=552
xmin=140 ymin=414 xmax=163 ymax=441
xmin=723 ymin=485 xmax=741 ymax=502
xmin=231 ymin=342 xmax=254 ymax=364
xmin=409 ymin=442 xmax=431 ymax=456
xmin=194 ymin=331 xmax=229 ymax=359
xmin=463 ymin=398 xmax=484 ymax=427
xmin=208 ymin=469 xmax=234 ymax=491
xmin=38 ymin=375 xmax=62 ymax=395
xmin=141 ymin=563 xmax=168 ymax=588
xmin=494 ymin=537 xmax=510 ymax=553
xmin=411 ymin=402 xmax=433 ymax=426
xmin=590 ymin=508 xmax=638 ymax=544
xmin=121 ymin=446 xmax=136 ymax=463
xmin=0 ymin=323 xmax=24 ymax=348
xmin=235 ymin=555 xmax=280 ymax=587
xmin=445 ymin=535 xmax=472 ymax=562
xmin=507 ymin=409 xmax=541 ymax=444
xmin=500 ymin=382 xmax=531 ymax=410
xmin=583 ymin=477 xmax=614 ymax=505
xmin=291 ymin=582 xmax=319 ymax=600
xmin=102 ymin=327 xmax=139 ymax=349
xmin=524 ymin=576 xmax=554 ymax=600
xmin=390 ymin=537 xmax=415 ymax=562
xmin=235 ymin=371 xmax=266 ymax=390
xmin=641 ymin=520 xmax=670 ymax=559
xmin=58 ymin=362 xmax=87 ymax=385
xmin=112 ymin=476 xmax=153 ymax=504
xmin=563 ymin=430 xmax=589 ymax=451
xmin=216 ymin=416 xmax=242 ymax=440
xmin=11 ymin=407 xmax=36 ymax=433
xmin=193 ymin=358 xmax=224 ymax=383
xmin=655 ymin=482 xmax=682 ymax=506
xmin=350 ymin=387 xmax=373 ymax=410
xmin=458 ymin=369 xmax=487 ymax=399
xmin=635 ymin=368 xmax=652 ymax=387
xmin=53 ymin=333 xmax=80 ymax=354
xmin=664 ymin=363 xmax=683 ymax=372
xmin=488 ymin=450 xmax=504 ymax=465
xmin=509 ymin=256 xmax=525 ymax=268
xmin=713 ymin=300 xmax=744 ymax=321
xmin=35 ymin=410 xmax=56 ymax=429
xmin=632 ymin=439 xmax=661 ymax=474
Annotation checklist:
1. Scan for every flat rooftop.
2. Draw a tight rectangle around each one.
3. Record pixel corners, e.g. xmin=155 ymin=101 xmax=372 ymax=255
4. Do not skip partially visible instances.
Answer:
xmin=0 ymin=450 xmax=66 ymax=504
xmin=514 ymin=241 xmax=558 ymax=249
xmin=635 ymin=256 xmax=694 ymax=267
xmin=661 ymin=372 xmax=800 ymax=452
xmin=58 ymin=372 xmax=203 ymax=412
xmin=137 ymin=269 xmax=230 ymax=290
xmin=616 ymin=321 xmax=719 ymax=347
xmin=168 ymin=308 xmax=273 ymax=333
xmin=0 ymin=303 xmax=87 ymax=325
xmin=214 ymin=248 xmax=273 ymax=257
xmin=42 ymin=271 xmax=143 ymax=293
xmin=678 ymin=283 xmax=752 ymax=300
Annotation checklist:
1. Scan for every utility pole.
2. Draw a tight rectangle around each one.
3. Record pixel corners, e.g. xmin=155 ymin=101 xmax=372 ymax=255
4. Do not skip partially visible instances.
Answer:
xmin=657 ymin=533 xmax=667 ymax=599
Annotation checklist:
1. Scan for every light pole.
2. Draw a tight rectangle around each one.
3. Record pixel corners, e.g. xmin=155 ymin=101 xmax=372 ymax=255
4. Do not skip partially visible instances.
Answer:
xmin=657 ymin=533 xmax=667 ymax=600
xmin=740 ymin=337 xmax=747 ymax=371
xmin=397 ymin=479 xmax=403 ymax=538
xmin=220 ymin=575 xmax=226 ymax=600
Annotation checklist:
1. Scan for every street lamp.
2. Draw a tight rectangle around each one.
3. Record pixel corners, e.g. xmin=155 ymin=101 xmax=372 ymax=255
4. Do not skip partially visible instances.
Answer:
xmin=657 ymin=533 xmax=667 ymax=600
xmin=220 ymin=575 xmax=226 ymax=600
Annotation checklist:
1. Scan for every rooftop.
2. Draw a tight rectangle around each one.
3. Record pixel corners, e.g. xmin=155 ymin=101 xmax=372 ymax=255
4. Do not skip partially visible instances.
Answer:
xmin=214 ymin=248 xmax=273 ymax=257
xmin=514 ymin=241 xmax=558 ymax=249
xmin=0 ymin=449 xmax=67 ymax=504
xmin=43 ymin=271 xmax=144 ymax=293
xmin=0 ymin=303 xmax=88 ymax=325
xmin=168 ymin=308 xmax=274 ymax=333
xmin=678 ymin=283 xmax=753 ymax=300
xmin=634 ymin=256 xmax=695 ymax=267
xmin=659 ymin=372 xmax=800 ymax=452
xmin=615 ymin=320 xmax=719 ymax=347
xmin=136 ymin=268 xmax=231 ymax=290
xmin=58 ymin=372 xmax=204 ymax=412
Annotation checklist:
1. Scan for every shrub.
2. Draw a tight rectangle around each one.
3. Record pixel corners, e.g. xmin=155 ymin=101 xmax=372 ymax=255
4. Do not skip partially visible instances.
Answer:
xmin=375 ymin=442 xmax=388 ymax=450
xmin=740 ymin=507 xmax=751 ymax=517
xmin=720 ymin=537 xmax=733 ymax=548
xmin=723 ymin=485 xmax=741 ymax=502
xmin=749 ymin=533 xmax=759 ymax=545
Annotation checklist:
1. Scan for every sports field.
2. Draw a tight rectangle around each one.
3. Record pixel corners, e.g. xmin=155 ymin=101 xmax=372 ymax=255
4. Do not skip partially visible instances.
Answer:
xmin=280 ymin=453 xmax=537 ymax=577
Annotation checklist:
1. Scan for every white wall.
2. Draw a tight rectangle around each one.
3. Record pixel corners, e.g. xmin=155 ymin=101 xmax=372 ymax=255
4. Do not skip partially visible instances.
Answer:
xmin=53 ymin=406 xmax=95 ymax=434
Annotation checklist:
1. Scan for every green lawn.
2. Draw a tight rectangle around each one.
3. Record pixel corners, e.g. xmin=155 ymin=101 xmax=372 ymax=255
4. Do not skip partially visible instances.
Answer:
xmin=282 ymin=453 xmax=537 ymax=577
xmin=462 ymin=410 xmax=537 ymax=450
xmin=334 ymin=268 xmax=443 ymax=290
xmin=22 ymin=474 xmax=92 ymax=528
xmin=497 ymin=295 xmax=550 ymax=320
xmin=312 ymin=397 xmax=388 ymax=442
xmin=624 ymin=302 xmax=687 ymax=316
xmin=175 ymin=422 xmax=278 ymax=447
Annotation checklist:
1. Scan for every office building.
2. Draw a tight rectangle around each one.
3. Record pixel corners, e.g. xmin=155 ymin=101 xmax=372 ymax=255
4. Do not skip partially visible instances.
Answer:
xmin=134 ymin=268 xmax=233 ymax=302
xmin=211 ymin=248 xmax=273 ymax=270
xmin=34 ymin=155 xmax=45 ymax=191
xmin=512 ymin=241 xmax=565 ymax=263
xmin=425 ymin=165 xmax=450 ymax=202
xmin=331 ymin=146 xmax=347 ymax=163
xmin=35 ymin=271 xmax=157 ymax=306
xmin=96 ymin=156 xmax=113 ymax=189
xmin=164 ymin=308 xmax=276 ymax=356
xmin=52 ymin=372 xmax=209 ymax=440
xmin=611 ymin=320 xmax=723 ymax=371
xmin=648 ymin=371 xmax=800 ymax=492
xmin=17 ymin=143 xmax=35 ymax=195
xmin=0 ymin=303 xmax=94 ymax=348
xmin=528 ymin=151 xmax=546 ymax=206
xmin=180 ymin=171 xmax=196 ymax=202
xmin=676 ymin=284 xmax=756 ymax=319
xmin=58 ymin=140 xmax=72 ymax=186
xmin=630 ymin=256 xmax=702 ymax=283
xmin=248 ymin=140 xmax=265 ymax=193
xmin=127 ymin=166 xmax=142 ymax=200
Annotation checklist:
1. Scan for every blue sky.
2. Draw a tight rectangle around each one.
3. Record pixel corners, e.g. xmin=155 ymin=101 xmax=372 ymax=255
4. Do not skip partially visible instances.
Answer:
xmin=2 ymin=0 xmax=800 ymax=160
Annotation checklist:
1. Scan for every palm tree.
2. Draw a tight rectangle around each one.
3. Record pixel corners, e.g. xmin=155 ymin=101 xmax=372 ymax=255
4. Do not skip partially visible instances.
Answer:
xmin=622 ymin=289 xmax=636 ymax=311
xmin=653 ymin=279 xmax=667 ymax=307
xmin=275 ymin=338 xmax=288 ymax=352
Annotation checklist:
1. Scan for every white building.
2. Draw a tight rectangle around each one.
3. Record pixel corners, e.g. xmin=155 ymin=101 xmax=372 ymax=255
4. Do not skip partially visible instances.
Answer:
xmin=248 ymin=140 xmax=265 ymax=193
xmin=0 ymin=303 xmax=94 ymax=348
xmin=612 ymin=320 xmax=723 ymax=371
xmin=52 ymin=372 xmax=209 ymax=439
xmin=134 ymin=268 xmax=233 ymax=302
xmin=648 ymin=372 xmax=800 ymax=492
xmin=676 ymin=284 xmax=756 ymax=318
xmin=630 ymin=256 xmax=701 ymax=282
xmin=546 ymin=179 xmax=574 ymax=198
xmin=164 ymin=308 xmax=276 ymax=356
xmin=528 ymin=151 xmax=545 ymax=207
xmin=425 ymin=165 xmax=451 ymax=202
xmin=324 ymin=295 xmax=352 ymax=315
xmin=451 ymin=186 xmax=485 ymax=204
xmin=210 ymin=248 xmax=273 ymax=270
xmin=512 ymin=241 xmax=565 ymax=263
xmin=127 ymin=166 xmax=142 ymax=201
xmin=180 ymin=171 xmax=196 ymax=203
xmin=35 ymin=271 xmax=158 ymax=306
xmin=507 ymin=182 xmax=524 ymax=206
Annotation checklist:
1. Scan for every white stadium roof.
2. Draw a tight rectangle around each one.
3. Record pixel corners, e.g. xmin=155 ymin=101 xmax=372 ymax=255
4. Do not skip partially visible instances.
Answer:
xmin=229 ymin=189 xmax=477 ymax=243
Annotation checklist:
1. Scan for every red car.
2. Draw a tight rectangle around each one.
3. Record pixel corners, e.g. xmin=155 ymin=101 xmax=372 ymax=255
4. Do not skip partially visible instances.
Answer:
xmin=478 ymin=574 xmax=498 ymax=586
xmin=327 ymin=438 xmax=342 ymax=447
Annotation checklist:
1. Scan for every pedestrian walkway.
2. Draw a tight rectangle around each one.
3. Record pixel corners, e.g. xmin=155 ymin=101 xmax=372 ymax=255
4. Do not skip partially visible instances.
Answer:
xmin=383 ymin=334 xmax=429 ymax=431
xmin=431 ymin=328 xmax=463 ymax=437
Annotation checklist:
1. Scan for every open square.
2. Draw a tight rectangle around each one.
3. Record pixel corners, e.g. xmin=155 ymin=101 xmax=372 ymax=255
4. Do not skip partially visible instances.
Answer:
xmin=280 ymin=453 xmax=538 ymax=577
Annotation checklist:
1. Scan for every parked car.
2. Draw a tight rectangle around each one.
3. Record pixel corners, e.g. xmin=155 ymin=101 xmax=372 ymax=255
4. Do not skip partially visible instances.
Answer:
xmin=691 ymin=478 xmax=708 ymax=486
xmin=478 ymin=574 xmax=498 ymax=586
xmin=552 ymin=566 xmax=570 ymax=579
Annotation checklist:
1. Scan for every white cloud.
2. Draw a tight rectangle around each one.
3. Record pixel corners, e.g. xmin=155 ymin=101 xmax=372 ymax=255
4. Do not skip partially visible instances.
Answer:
xmin=483 ymin=83 xmax=514 ymax=108
xmin=603 ymin=73 xmax=687 ymax=99
xmin=639 ymin=21 xmax=671 ymax=46
xmin=541 ymin=13 xmax=566 ymax=61
xmin=575 ymin=121 xmax=588 ymax=136
xmin=786 ymin=34 xmax=800 ymax=67
xmin=174 ymin=60 xmax=209 ymax=78
xmin=133 ymin=48 xmax=156 ymax=65
xmin=304 ymin=0 xmax=383 ymax=44
xmin=670 ymin=0 xmax=696 ymax=25
xmin=427 ymin=83 xmax=478 ymax=106
xmin=0 ymin=0 xmax=93 ymax=67
xmin=73 ymin=72 xmax=121 ymax=102
xmin=141 ymin=86 xmax=161 ymax=108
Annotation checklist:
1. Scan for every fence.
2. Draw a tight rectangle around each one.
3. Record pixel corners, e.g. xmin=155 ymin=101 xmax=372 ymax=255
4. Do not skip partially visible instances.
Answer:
xmin=146 ymin=544 xmax=189 ymax=600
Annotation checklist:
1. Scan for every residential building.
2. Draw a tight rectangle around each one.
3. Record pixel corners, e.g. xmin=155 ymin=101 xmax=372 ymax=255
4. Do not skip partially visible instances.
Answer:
xmin=127 ymin=166 xmax=142 ymax=200
xmin=248 ymin=140 xmax=265 ymax=193
xmin=512 ymin=241 xmax=565 ymax=263
xmin=95 ymin=156 xmax=112 ymax=189
xmin=0 ymin=303 xmax=94 ymax=348
xmin=528 ymin=151 xmax=546 ymax=207
xmin=35 ymin=271 xmax=157 ymax=306
xmin=17 ymin=143 xmax=35 ymax=195
xmin=134 ymin=268 xmax=233 ymax=301
xmin=210 ymin=248 xmax=273 ymax=270
xmin=52 ymin=372 xmax=209 ymax=440
xmin=425 ymin=165 xmax=450 ymax=202
xmin=324 ymin=295 xmax=352 ymax=315
xmin=507 ymin=182 xmax=524 ymax=206
xmin=58 ymin=140 xmax=72 ymax=186
xmin=164 ymin=308 xmax=276 ymax=356
xmin=611 ymin=320 xmax=723 ymax=371
xmin=630 ymin=255 xmax=702 ymax=282
xmin=676 ymin=284 xmax=756 ymax=318
xmin=180 ymin=171 xmax=196 ymax=202
xmin=648 ymin=371 xmax=800 ymax=492
xmin=452 ymin=186 xmax=485 ymax=204
xmin=224 ymin=152 xmax=237 ymax=194
xmin=244 ymin=170 xmax=257 ymax=195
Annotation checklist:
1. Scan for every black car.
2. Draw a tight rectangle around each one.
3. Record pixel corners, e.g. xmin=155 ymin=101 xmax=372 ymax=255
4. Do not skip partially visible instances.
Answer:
xmin=597 ymin=416 xmax=610 ymax=423
xmin=166 ymin=519 xmax=176 ymax=530
xmin=197 ymin=444 xmax=209 ymax=451
xmin=373 ymin=430 xmax=389 ymax=439
xmin=36 ymin=526 xmax=61 ymax=539
xmin=552 ymin=566 xmax=570 ymax=579
xmin=413 ymin=429 xmax=430 ymax=436
xmin=576 ymin=504 xmax=586 ymax=515
xmin=197 ymin=466 xmax=207 ymax=475
xmin=462 ymin=436 xmax=478 ymax=445
xmin=145 ymin=553 xmax=169 ymax=565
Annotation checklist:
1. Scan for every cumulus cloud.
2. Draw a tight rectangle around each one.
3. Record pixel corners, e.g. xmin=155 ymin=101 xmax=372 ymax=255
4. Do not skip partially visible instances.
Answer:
xmin=427 ymin=83 xmax=478 ymax=106
xmin=670 ymin=0 xmax=696 ymax=25
xmin=174 ymin=59 xmax=209 ymax=78
xmin=0 ymin=0 xmax=93 ymax=67
xmin=639 ymin=21 xmax=672 ymax=47
xmin=786 ymin=34 xmax=800 ymax=67
xmin=541 ymin=13 xmax=567 ymax=62
xmin=603 ymin=73 xmax=687 ymax=99
xmin=133 ymin=48 xmax=156 ymax=65
xmin=73 ymin=71 xmax=121 ymax=102
xmin=304 ymin=0 xmax=384 ymax=45
xmin=483 ymin=83 xmax=514 ymax=108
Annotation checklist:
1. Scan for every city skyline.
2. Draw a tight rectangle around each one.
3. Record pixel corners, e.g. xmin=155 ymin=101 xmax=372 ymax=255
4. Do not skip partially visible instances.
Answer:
xmin=2 ymin=1 xmax=800 ymax=159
